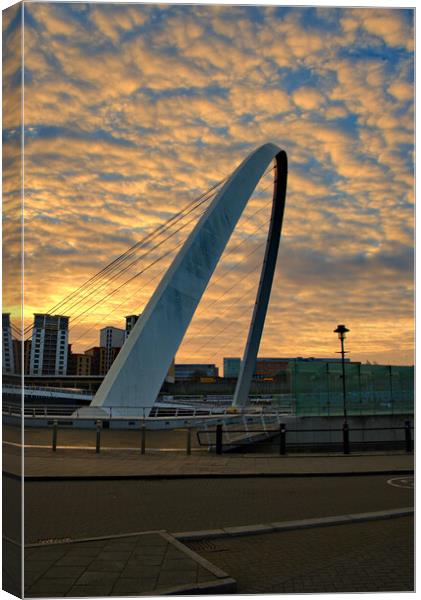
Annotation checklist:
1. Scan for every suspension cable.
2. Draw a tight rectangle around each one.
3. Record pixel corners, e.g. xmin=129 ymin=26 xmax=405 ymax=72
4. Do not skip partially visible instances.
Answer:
xmin=68 ymin=205 xmax=213 ymax=329
xmin=24 ymin=163 xmax=276 ymax=345
xmin=70 ymin=209 xmax=272 ymax=347
xmin=55 ymin=190 xmax=218 ymax=320
xmin=23 ymin=187 xmax=219 ymax=340
xmin=23 ymin=176 xmax=228 ymax=335
xmin=182 ymin=240 xmax=267 ymax=357
xmin=63 ymin=165 xmax=274 ymax=328
xmin=69 ymin=237 xmax=186 ymax=344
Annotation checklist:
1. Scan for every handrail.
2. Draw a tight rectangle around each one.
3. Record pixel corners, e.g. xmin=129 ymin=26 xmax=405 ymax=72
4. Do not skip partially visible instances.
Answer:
xmin=3 ymin=384 xmax=93 ymax=396
xmin=196 ymin=424 xmax=413 ymax=437
xmin=3 ymin=416 xmax=413 ymax=455
xmin=2 ymin=403 xmax=283 ymax=419
xmin=2 ymin=396 xmax=413 ymax=421
xmin=196 ymin=421 xmax=414 ymax=454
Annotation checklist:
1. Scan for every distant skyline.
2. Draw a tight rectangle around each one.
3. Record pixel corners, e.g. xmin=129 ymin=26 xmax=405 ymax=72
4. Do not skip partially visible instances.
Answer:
xmin=3 ymin=2 xmax=414 ymax=367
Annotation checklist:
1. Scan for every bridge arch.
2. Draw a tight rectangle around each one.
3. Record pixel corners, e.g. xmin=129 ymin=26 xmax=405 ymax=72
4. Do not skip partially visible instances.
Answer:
xmin=90 ymin=143 xmax=288 ymax=415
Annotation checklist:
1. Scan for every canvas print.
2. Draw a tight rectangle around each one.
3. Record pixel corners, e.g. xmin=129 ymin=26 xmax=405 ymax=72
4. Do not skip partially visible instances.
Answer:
xmin=2 ymin=1 xmax=414 ymax=597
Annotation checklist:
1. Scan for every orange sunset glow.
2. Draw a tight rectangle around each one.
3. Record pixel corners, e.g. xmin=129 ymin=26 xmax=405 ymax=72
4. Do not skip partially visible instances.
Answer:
xmin=3 ymin=2 xmax=414 ymax=369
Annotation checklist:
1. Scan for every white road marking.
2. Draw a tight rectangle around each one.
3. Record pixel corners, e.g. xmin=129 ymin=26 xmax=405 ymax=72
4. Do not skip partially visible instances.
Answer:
xmin=387 ymin=476 xmax=414 ymax=489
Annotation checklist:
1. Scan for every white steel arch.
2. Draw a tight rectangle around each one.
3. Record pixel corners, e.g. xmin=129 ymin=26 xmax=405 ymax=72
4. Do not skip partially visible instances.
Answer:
xmin=89 ymin=143 xmax=288 ymax=416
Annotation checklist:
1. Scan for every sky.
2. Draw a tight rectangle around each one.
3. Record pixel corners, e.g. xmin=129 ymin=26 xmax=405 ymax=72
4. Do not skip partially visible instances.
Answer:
xmin=2 ymin=1 xmax=415 ymax=367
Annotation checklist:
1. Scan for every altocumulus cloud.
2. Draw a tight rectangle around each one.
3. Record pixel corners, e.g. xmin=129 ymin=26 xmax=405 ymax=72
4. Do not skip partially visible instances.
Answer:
xmin=3 ymin=2 xmax=414 ymax=365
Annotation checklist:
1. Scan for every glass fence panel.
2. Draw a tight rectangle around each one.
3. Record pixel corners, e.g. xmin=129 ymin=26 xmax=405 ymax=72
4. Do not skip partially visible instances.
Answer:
xmin=292 ymin=362 xmax=413 ymax=417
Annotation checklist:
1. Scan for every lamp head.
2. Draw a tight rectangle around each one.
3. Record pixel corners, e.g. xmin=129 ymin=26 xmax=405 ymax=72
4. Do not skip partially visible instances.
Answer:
xmin=334 ymin=324 xmax=349 ymax=340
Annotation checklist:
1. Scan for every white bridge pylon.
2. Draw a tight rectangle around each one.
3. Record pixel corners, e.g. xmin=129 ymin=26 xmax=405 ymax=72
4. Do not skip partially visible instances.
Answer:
xmin=89 ymin=143 xmax=288 ymax=416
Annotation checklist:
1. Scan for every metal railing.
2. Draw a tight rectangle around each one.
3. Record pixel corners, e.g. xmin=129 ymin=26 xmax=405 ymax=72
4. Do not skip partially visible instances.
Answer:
xmin=6 ymin=414 xmax=413 ymax=456
xmin=42 ymin=420 xmax=414 ymax=455
xmin=197 ymin=421 xmax=414 ymax=455
xmin=2 ymin=402 xmax=283 ymax=419
xmin=46 ymin=419 xmax=197 ymax=455
xmin=3 ymin=399 xmax=413 ymax=420
xmin=4 ymin=403 xmax=81 ymax=417
xmin=3 ymin=384 xmax=93 ymax=396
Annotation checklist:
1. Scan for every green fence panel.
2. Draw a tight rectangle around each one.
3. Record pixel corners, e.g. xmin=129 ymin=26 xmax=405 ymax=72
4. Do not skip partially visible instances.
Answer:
xmin=289 ymin=361 xmax=413 ymax=417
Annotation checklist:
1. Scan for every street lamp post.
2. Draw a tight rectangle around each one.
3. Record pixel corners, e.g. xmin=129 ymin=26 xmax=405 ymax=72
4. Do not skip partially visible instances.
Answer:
xmin=334 ymin=324 xmax=350 ymax=423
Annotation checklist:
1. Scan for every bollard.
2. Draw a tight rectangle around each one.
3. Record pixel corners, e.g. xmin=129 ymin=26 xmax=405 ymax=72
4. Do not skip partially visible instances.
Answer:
xmin=95 ymin=420 xmax=101 ymax=453
xmin=216 ymin=424 xmax=223 ymax=455
xmin=52 ymin=420 xmax=58 ymax=452
xmin=141 ymin=426 xmax=146 ymax=455
xmin=186 ymin=428 xmax=192 ymax=455
xmin=279 ymin=423 xmax=286 ymax=455
xmin=405 ymin=420 xmax=412 ymax=453
xmin=342 ymin=422 xmax=350 ymax=455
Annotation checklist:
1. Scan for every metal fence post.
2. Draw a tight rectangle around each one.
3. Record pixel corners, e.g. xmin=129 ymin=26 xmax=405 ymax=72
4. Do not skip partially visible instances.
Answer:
xmin=279 ymin=423 xmax=286 ymax=455
xmin=216 ymin=424 xmax=223 ymax=455
xmin=343 ymin=422 xmax=350 ymax=455
xmin=96 ymin=420 xmax=101 ymax=453
xmin=141 ymin=426 xmax=146 ymax=455
xmin=405 ymin=420 xmax=412 ymax=453
xmin=186 ymin=428 xmax=192 ymax=455
xmin=52 ymin=420 xmax=58 ymax=451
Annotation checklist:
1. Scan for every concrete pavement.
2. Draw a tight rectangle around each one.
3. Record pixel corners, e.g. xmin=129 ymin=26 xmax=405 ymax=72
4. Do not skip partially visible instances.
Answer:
xmin=3 ymin=442 xmax=414 ymax=479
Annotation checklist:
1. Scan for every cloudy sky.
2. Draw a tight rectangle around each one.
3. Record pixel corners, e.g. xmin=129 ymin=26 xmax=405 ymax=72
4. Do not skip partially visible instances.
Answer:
xmin=3 ymin=2 xmax=414 ymax=366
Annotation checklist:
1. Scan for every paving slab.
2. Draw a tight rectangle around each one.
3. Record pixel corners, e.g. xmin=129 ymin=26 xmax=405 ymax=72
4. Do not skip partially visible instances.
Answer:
xmin=187 ymin=515 xmax=414 ymax=593
xmin=23 ymin=531 xmax=236 ymax=597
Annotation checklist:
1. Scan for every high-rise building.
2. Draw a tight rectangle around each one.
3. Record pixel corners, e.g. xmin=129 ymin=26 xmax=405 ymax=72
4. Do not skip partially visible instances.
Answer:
xmin=67 ymin=346 xmax=92 ymax=376
xmin=2 ymin=313 xmax=15 ymax=374
xmin=84 ymin=346 xmax=105 ymax=375
xmin=99 ymin=326 xmax=125 ymax=373
xmin=12 ymin=339 xmax=31 ymax=375
xmin=125 ymin=314 xmax=140 ymax=339
xmin=29 ymin=314 xmax=69 ymax=375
